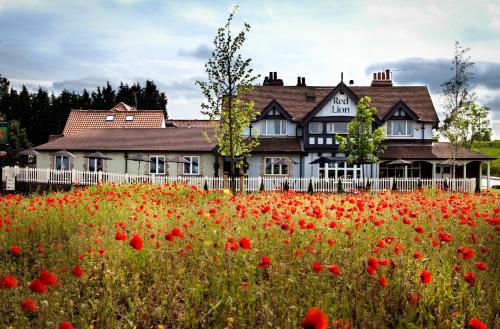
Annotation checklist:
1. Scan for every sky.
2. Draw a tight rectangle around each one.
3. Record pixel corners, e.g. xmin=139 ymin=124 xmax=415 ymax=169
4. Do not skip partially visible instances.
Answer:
xmin=0 ymin=0 xmax=499 ymax=138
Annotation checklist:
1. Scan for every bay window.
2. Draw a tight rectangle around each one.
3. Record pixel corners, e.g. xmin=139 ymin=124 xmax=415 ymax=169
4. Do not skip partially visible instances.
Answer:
xmin=308 ymin=122 xmax=322 ymax=134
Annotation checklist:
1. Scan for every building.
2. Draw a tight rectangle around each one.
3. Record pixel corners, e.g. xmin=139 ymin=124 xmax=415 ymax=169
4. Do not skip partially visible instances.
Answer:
xmin=32 ymin=71 xmax=494 ymax=181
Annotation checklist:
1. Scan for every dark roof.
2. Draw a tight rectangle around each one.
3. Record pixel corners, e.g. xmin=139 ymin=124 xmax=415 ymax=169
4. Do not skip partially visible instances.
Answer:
xmin=243 ymin=84 xmax=438 ymax=123
xmin=166 ymin=119 xmax=218 ymax=128
xmin=35 ymin=128 xmax=215 ymax=152
xmin=252 ymin=137 xmax=304 ymax=153
xmin=380 ymin=142 xmax=495 ymax=160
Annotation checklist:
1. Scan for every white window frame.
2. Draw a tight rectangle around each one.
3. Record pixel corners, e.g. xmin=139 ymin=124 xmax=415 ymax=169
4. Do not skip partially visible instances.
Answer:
xmin=386 ymin=120 xmax=414 ymax=137
xmin=327 ymin=122 xmax=348 ymax=134
xmin=309 ymin=122 xmax=323 ymax=134
xmin=261 ymin=119 xmax=287 ymax=136
xmin=88 ymin=158 xmax=104 ymax=172
xmin=105 ymin=115 xmax=114 ymax=121
xmin=54 ymin=155 xmax=70 ymax=170
xmin=264 ymin=157 xmax=289 ymax=176
xmin=149 ymin=155 xmax=165 ymax=175
xmin=183 ymin=156 xmax=200 ymax=175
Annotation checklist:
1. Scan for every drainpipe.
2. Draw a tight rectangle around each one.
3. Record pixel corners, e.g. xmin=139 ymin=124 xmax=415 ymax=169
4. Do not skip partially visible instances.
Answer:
xmin=421 ymin=123 xmax=425 ymax=143
xmin=124 ymin=151 xmax=128 ymax=173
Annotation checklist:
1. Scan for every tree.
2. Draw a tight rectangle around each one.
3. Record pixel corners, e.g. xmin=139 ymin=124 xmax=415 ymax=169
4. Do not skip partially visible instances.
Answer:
xmin=196 ymin=6 xmax=260 ymax=192
xmin=336 ymin=96 xmax=387 ymax=179
xmin=441 ymin=41 xmax=475 ymax=130
xmin=5 ymin=119 xmax=31 ymax=165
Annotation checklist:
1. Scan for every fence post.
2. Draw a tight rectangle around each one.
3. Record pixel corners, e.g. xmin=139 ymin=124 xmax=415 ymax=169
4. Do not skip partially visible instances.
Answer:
xmin=46 ymin=168 xmax=50 ymax=183
xmin=125 ymin=173 xmax=129 ymax=183
xmin=71 ymin=169 xmax=76 ymax=184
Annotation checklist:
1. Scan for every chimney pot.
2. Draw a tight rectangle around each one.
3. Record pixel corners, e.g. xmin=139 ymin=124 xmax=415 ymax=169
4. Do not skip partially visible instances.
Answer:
xmin=377 ymin=72 xmax=381 ymax=80
xmin=297 ymin=77 xmax=301 ymax=86
xmin=301 ymin=77 xmax=306 ymax=86
xmin=386 ymin=69 xmax=390 ymax=80
xmin=269 ymin=72 xmax=273 ymax=79
xmin=349 ymin=80 xmax=354 ymax=85
xmin=373 ymin=72 xmax=376 ymax=80
xmin=381 ymin=72 xmax=385 ymax=80
xmin=273 ymin=72 xmax=277 ymax=80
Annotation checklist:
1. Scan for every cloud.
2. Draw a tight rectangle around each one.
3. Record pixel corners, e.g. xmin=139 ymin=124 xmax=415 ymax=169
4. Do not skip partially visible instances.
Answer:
xmin=366 ymin=58 xmax=500 ymax=93
xmin=165 ymin=76 xmax=204 ymax=98
xmin=177 ymin=44 xmax=212 ymax=60
xmin=483 ymin=94 xmax=500 ymax=120
xmin=52 ymin=77 xmax=123 ymax=92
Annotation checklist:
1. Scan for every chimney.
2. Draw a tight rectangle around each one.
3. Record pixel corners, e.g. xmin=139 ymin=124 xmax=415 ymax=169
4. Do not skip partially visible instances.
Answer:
xmin=349 ymin=80 xmax=354 ymax=85
xmin=297 ymin=77 xmax=301 ymax=86
xmin=263 ymin=71 xmax=284 ymax=86
xmin=371 ymin=69 xmax=393 ymax=87
xmin=301 ymin=77 xmax=306 ymax=86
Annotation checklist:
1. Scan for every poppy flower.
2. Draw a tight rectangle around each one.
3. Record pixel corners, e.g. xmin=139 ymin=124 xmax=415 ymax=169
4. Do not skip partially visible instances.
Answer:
xmin=312 ymin=263 xmax=323 ymax=273
xmin=302 ymin=307 xmax=328 ymax=329
xmin=366 ymin=266 xmax=377 ymax=275
xmin=172 ymin=227 xmax=184 ymax=238
xmin=38 ymin=269 xmax=57 ymax=286
xmin=379 ymin=276 xmax=388 ymax=288
xmin=438 ymin=232 xmax=452 ymax=243
xmin=258 ymin=256 xmax=270 ymax=269
xmin=457 ymin=246 xmax=475 ymax=260
xmin=327 ymin=265 xmax=341 ymax=276
xmin=420 ymin=270 xmax=432 ymax=284
xmin=467 ymin=317 xmax=487 ymax=329
xmin=21 ymin=298 xmax=38 ymax=312
xmin=10 ymin=245 xmax=21 ymax=255
xmin=115 ymin=231 xmax=126 ymax=241
xmin=239 ymin=237 xmax=251 ymax=250
xmin=72 ymin=265 xmax=84 ymax=277
xmin=129 ymin=234 xmax=143 ymax=250
xmin=165 ymin=233 xmax=174 ymax=241
xmin=0 ymin=275 xmax=17 ymax=289
xmin=464 ymin=271 xmax=476 ymax=286
xmin=413 ymin=251 xmax=423 ymax=259
xmin=414 ymin=226 xmax=425 ymax=234
xmin=29 ymin=279 xmax=46 ymax=293
xmin=59 ymin=321 xmax=75 ymax=329
xmin=475 ymin=262 xmax=488 ymax=271
xmin=367 ymin=257 xmax=379 ymax=270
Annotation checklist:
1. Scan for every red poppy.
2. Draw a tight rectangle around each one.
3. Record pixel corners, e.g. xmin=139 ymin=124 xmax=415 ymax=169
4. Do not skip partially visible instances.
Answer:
xmin=438 ymin=231 xmax=452 ymax=243
xmin=165 ymin=233 xmax=174 ymax=241
xmin=414 ymin=226 xmax=425 ymax=234
xmin=366 ymin=266 xmax=377 ymax=275
xmin=413 ymin=251 xmax=423 ymax=259
xmin=0 ymin=275 xmax=17 ymax=289
xmin=10 ymin=245 xmax=21 ymax=255
xmin=312 ymin=263 xmax=323 ymax=273
xmin=467 ymin=317 xmax=487 ymax=329
xmin=129 ymin=234 xmax=143 ymax=250
xmin=379 ymin=276 xmax=388 ymax=288
xmin=302 ymin=307 xmax=328 ymax=329
xmin=59 ymin=321 xmax=75 ymax=329
xmin=239 ymin=237 xmax=251 ymax=250
xmin=172 ymin=227 xmax=184 ymax=238
xmin=420 ymin=270 xmax=432 ymax=284
xmin=258 ymin=256 xmax=270 ymax=269
xmin=21 ymin=298 xmax=38 ymax=312
xmin=464 ymin=271 xmax=476 ymax=286
xmin=475 ymin=262 xmax=488 ymax=271
xmin=115 ymin=231 xmax=126 ymax=241
xmin=327 ymin=265 xmax=341 ymax=276
xmin=72 ymin=265 xmax=84 ymax=277
xmin=29 ymin=279 xmax=46 ymax=293
xmin=457 ymin=246 xmax=475 ymax=260
xmin=367 ymin=257 xmax=379 ymax=270
xmin=38 ymin=269 xmax=57 ymax=286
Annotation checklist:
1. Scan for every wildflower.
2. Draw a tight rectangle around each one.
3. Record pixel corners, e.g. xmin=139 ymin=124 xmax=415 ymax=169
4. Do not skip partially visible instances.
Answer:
xmin=72 ymin=265 xmax=84 ymax=277
xmin=467 ymin=317 xmax=487 ymax=329
xmin=413 ymin=251 xmax=423 ymax=259
xmin=239 ymin=237 xmax=251 ymax=250
xmin=21 ymin=298 xmax=38 ymax=312
xmin=129 ymin=234 xmax=143 ymax=250
xmin=115 ymin=231 xmax=126 ymax=241
xmin=0 ymin=275 xmax=17 ymax=288
xmin=312 ymin=263 xmax=323 ymax=273
xmin=464 ymin=271 xmax=476 ymax=286
xmin=302 ymin=307 xmax=328 ymax=329
xmin=420 ymin=270 xmax=432 ymax=284
xmin=327 ymin=265 xmax=341 ymax=276
xmin=10 ymin=245 xmax=21 ymax=255
xmin=438 ymin=231 xmax=452 ymax=243
xmin=59 ymin=321 xmax=75 ymax=329
xmin=29 ymin=279 xmax=46 ymax=293
xmin=379 ymin=276 xmax=388 ymax=288
xmin=38 ymin=269 xmax=57 ymax=286
xmin=258 ymin=256 xmax=270 ymax=269
xmin=457 ymin=246 xmax=475 ymax=260
xmin=414 ymin=226 xmax=425 ymax=234
xmin=475 ymin=262 xmax=488 ymax=271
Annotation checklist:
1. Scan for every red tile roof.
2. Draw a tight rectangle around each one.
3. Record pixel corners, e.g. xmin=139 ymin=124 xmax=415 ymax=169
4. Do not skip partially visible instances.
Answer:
xmin=36 ymin=128 xmax=215 ymax=152
xmin=166 ymin=119 xmax=218 ymax=128
xmin=243 ymin=85 xmax=438 ymax=123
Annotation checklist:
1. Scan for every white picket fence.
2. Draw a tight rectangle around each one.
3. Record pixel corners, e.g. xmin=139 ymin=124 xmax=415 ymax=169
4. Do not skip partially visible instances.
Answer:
xmin=3 ymin=167 xmax=477 ymax=193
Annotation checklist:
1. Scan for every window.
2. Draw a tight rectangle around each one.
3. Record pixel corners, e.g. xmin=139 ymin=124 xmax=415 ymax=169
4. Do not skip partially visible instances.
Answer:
xmin=106 ymin=115 xmax=114 ymax=121
xmin=261 ymin=120 xmax=287 ymax=135
xmin=88 ymin=158 xmax=103 ymax=172
xmin=149 ymin=156 xmax=165 ymax=174
xmin=327 ymin=122 xmax=348 ymax=134
xmin=317 ymin=137 xmax=324 ymax=144
xmin=309 ymin=122 xmax=323 ymax=134
xmin=54 ymin=156 xmax=70 ymax=170
xmin=386 ymin=120 xmax=414 ymax=136
xmin=265 ymin=157 xmax=289 ymax=175
xmin=309 ymin=137 xmax=315 ymax=144
xmin=125 ymin=115 xmax=134 ymax=121
xmin=183 ymin=156 xmax=200 ymax=175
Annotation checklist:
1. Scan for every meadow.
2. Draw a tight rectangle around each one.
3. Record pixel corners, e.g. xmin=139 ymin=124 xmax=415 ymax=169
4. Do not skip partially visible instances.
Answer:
xmin=0 ymin=184 xmax=498 ymax=329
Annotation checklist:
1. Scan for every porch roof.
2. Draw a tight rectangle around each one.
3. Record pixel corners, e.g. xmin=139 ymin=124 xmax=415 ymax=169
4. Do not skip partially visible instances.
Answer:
xmin=252 ymin=137 xmax=304 ymax=153
xmin=380 ymin=142 xmax=495 ymax=161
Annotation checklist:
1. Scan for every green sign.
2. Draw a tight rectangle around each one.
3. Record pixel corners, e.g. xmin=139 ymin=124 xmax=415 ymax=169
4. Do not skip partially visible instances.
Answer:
xmin=0 ymin=122 xmax=8 ymax=145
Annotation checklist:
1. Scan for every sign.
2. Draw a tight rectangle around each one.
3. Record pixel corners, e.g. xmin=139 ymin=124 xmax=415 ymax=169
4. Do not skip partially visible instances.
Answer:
xmin=5 ymin=177 xmax=15 ymax=191
xmin=331 ymin=95 xmax=356 ymax=116
xmin=0 ymin=122 xmax=8 ymax=145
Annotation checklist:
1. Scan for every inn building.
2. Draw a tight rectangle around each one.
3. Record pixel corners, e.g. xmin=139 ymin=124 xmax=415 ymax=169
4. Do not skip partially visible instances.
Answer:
xmin=32 ymin=70 xmax=494 ymax=181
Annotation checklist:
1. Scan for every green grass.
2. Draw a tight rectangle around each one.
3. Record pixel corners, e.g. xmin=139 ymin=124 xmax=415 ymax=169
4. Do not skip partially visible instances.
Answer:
xmin=473 ymin=140 xmax=500 ymax=176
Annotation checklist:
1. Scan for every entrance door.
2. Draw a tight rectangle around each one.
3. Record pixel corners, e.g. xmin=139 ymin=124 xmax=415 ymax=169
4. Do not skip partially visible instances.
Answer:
xmin=436 ymin=165 xmax=451 ymax=179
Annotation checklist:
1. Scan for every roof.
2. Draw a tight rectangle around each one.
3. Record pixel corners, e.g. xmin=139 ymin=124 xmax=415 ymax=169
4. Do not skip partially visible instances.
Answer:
xmin=35 ymin=128 xmax=216 ymax=152
xmin=380 ymin=142 xmax=495 ymax=160
xmin=243 ymin=84 xmax=438 ymax=123
xmin=252 ymin=137 xmax=304 ymax=153
xmin=166 ymin=119 xmax=218 ymax=128
xmin=63 ymin=105 xmax=165 ymax=135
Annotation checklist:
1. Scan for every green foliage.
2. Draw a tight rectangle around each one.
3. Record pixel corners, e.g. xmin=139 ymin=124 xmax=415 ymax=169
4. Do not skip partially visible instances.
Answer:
xmin=283 ymin=179 xmax=289 ymax=192
xmin=336 ymin=96 xmax=387 ymax=172
xmin=203 ymin=179 xmax=209 ymax=191
xmin=307 ymin=178 xmax=314 ymax=194
xmin=472 ymin=140 xmax=500 ymax=176
xmin=417 ymin=178 xmax=422 ymax=189
xmin=365 ymin=178 xmax=371 ymax=191
xmin=443 ymin=179 xmax=449 ymax=190
xmin=196 ymin=7 xmax=260 ymax=182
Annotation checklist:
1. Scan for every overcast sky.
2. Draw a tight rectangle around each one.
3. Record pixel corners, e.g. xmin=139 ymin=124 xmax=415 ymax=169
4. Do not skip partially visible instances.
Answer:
xmin=1 ymin=0 xmax=499 ymax=137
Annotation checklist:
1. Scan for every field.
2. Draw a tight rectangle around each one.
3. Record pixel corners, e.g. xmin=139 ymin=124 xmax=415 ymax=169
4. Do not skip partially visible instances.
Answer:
xmin=473 ymin=140 xmax=500 ymax=177
xmin=0 ymin=184 xmax=498 ymax=329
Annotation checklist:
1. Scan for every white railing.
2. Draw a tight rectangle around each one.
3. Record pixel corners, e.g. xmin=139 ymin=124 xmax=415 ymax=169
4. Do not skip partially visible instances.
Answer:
xmin=3 ymin=167 xmax=477 ymax=193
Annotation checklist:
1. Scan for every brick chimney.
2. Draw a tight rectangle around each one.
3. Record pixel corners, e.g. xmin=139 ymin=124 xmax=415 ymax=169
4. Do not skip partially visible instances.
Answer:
xmin=371 ymin=69 xmax=393 ymax=87
xmin=296 ymin=76 xmax=306 ymax=87
xmin=263 ymin=71 xmax=284 ymax=86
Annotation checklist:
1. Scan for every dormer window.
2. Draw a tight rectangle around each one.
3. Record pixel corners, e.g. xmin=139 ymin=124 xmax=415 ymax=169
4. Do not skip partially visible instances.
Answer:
xmin=106 ymin=115 xmax=114 ymax=121
xmin=386 ymin=120 xmax=414 ymax=136
xmin=261 ymin=119 xmax=287 ymax=136
xmin=125 ymin=115 xmax=134 ymax=121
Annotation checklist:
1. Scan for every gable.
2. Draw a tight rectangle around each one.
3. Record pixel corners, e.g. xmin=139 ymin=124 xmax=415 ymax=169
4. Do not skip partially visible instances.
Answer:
xmin=381 ymin=100 xmax=420 ymax=122
xmin=255 ymin=100 xmax=293 ymax=121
